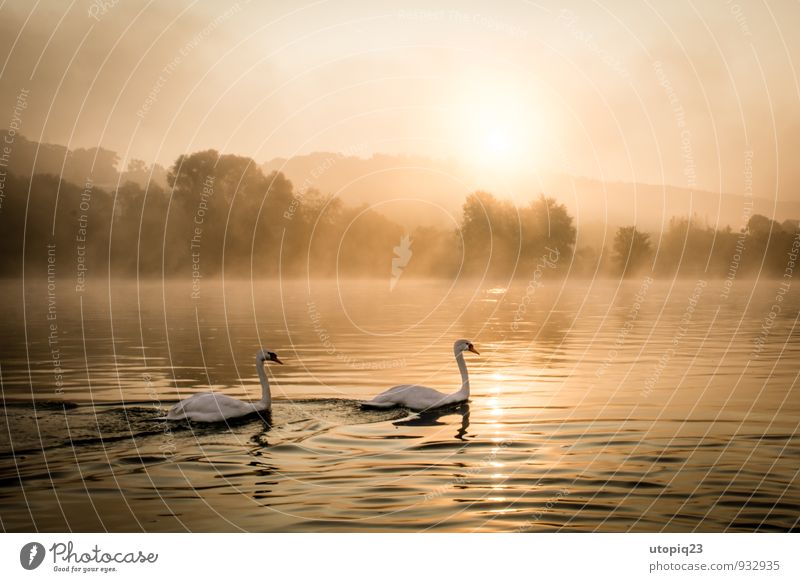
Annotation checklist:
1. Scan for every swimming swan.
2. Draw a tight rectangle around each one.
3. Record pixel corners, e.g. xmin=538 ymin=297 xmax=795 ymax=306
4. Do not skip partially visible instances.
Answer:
xmin=166 ymin=349 xmax=283 ymax=422
xmin=361 ymin=339 xmax=479 ymax=411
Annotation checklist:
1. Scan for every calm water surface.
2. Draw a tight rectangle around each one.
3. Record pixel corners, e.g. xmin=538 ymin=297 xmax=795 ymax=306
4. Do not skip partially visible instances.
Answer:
xmin=1 ymin=278 xmax=798 ymax=531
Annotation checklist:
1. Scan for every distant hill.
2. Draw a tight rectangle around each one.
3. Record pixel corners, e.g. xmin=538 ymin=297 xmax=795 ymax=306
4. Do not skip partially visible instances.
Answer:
xmin=0 ymin=132 xmax=168 ymax=190
xmin=264 ymin=152 xmax=800 ymax=237
xmin=4 ymin=134 xmax=796 ymax=236
xmin=263 ymin=152 xmax=467 ymax=228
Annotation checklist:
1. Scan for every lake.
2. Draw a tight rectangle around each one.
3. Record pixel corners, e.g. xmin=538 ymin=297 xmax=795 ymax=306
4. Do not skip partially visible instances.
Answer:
xmin=1 ymin=277 xmax=798 ymax=531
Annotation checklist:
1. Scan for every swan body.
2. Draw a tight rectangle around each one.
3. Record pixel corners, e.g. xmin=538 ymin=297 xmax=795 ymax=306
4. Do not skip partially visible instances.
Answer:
xmin=166 ymin=349 xmax=283 ymax=423
xmin=361 ymin=339 xmax=479 ymax=411
xmin=166 ymin=393 xmax=262 ymax=423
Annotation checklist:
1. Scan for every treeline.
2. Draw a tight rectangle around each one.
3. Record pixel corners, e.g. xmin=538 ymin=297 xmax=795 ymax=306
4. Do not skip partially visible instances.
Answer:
xmin=613 ymin=216 xmax=800 ymax=278
xmin=0 ymin=147 xmax=797 ymax=282
xmin=0 ymin=131 xmax=169 ymax=189
xmin=0 ymin=151 xmax=406 ymax=279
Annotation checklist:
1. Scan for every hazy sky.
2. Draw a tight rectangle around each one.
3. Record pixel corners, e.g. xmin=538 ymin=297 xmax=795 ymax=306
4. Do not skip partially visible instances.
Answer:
xmin=1 ymin=0 xmax=798 ymax=198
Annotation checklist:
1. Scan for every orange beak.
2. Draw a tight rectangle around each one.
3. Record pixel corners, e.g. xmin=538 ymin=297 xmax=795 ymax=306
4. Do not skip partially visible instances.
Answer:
xmin=468 ymin=345 xmax=480 ymax=355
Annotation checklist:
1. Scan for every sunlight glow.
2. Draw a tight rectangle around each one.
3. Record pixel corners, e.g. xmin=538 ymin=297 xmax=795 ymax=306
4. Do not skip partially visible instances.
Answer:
xmin=487 ymin=128 xmax=512 ymax=156
xmin=447 ymin=78 xmax=546 ymax=174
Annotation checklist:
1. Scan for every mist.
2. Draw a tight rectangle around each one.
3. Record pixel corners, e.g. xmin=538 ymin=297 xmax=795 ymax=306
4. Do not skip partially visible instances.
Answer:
xmin=2 ymin=1 xmax=799 ymax=282
xmin=1 ymin=133 xmax=797 ymax=285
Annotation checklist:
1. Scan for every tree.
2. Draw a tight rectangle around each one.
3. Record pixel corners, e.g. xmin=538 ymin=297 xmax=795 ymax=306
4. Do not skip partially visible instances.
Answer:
xmin=166 ymin=151 xmax=296 ymax=276
xmin=614 ymin=226 xmax=652 ymax=276
xmin=656 ymin=215 xmax=716 ymax=276
xmin=521 ymin=195 xmax=575 ymax=259
xmin=460 ymin=191 xmax=519 ymax=275
xmin=66 ymin=147 xmax=119 ymax=185
xmin=746 ymin=214 xmax=788 ymax=275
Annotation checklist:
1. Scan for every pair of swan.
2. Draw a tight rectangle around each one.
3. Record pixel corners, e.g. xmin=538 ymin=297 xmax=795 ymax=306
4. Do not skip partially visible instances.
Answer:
xmin=166 ymin=339 xmax=479 ymax=423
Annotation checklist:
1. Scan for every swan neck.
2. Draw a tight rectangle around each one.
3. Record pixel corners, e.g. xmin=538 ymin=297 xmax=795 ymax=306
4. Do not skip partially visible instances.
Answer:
xmin=256 ymin=359 xmax=272 ymax=408
xmin=455 ymin=350 xmax=470 ymax=395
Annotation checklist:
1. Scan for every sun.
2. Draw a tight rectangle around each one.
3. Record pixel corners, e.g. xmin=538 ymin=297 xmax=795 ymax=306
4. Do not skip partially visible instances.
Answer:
xmin=468 ymin=110 xmax=529 ymax=172
xmin=447 ymin=80 xmax=544 ymax=174
xmin=486 ymin=128 xmax=513 ymax=156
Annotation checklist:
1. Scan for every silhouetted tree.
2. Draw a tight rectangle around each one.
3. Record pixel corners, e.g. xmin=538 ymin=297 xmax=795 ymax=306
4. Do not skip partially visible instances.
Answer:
xmin=459 ymin=191 xmax=576 ymax=277
xmin=520 ymin=195 xmax=575 ymax=264
xmin=746 ymin=214 xmax=793 ymax=276
xmin=614 ymin=226 xmax=652 ymax=276
xmin=460 ymin=191 xmax=519 ymax=275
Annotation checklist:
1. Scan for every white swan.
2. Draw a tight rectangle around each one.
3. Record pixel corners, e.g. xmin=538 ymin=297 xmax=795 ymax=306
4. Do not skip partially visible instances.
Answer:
xmin=166 ymin=349 xmax=283 ymax=422
xmin=361 ymin=339 xmax=479 ymax=411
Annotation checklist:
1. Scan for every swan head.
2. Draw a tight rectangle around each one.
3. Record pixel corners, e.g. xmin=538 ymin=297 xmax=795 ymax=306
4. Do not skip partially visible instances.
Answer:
xmin=256 ymin=349 xmax=284 ymax=365
xmin=454 ymin=339 xmax=480 ymax=356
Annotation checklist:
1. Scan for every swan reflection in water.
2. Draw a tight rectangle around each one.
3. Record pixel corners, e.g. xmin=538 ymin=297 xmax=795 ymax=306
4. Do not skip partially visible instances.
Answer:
xmin=393 ymin=402 xmax=471 ymax=440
